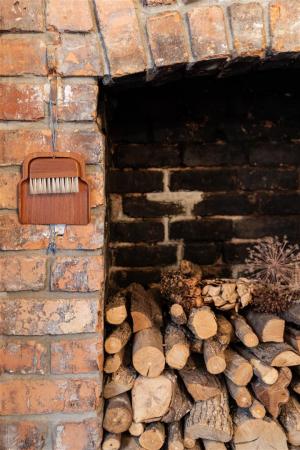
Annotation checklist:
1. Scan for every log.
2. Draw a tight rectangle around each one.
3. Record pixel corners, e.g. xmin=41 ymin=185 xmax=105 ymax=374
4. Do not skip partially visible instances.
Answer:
xmin=106 ymin=291 xmax=127 ymax=325
xmin=224 ymin=349 xmax=253 ymax=386
xmin=139 ymin=423 xmax=165 ymax=450
xmin=285 ymin=325 xmax=300 ymax=353
xmin=104 ymin=348 xmax=125 ymax=374
xmin=184 ymin=379 xmax=232 ymax=442
xmin=202 ymin=440 xmax=227 ymax=450
xmin=167 ymin=422 xmax=183 ymax=450
xmin=103 ymin=393 xmax=133 ymax=433
xmin=179 ymin=357 xmax=221 ymax=401
xmin=130 ymin=284 xmax=162 ymax=332
xmin=121 ymin=436 xmax=144 ymax=450
xmin=236 ymin=345 xmax=279 ymax=385
xmin=102 ymin=433 xmax=121 ymax=450
xmin=188 ymin=306 xmax=217 ymax=340
xmin=279 ymin=396 xmax=300 ymax=446
xmin=105 ymin=322 xmax=132 ymax=354
xmin=129 ymin=423 xmax=144 ymax=437
xmin=252 ymin=367 xmax=292 ymax=418
xmin=165 ymin=323 xmax=190 ymax=370
xmin=245 ymin=311 xmax=285 ymax=343
xmin=185 ymin=328 xmax=203 ymax=353
xmin=231 ymin=314 xmax=258 ymax=348
xmin=162 ymin=371 xmax=192 ymax=423
xmin=104 ymin=366 xmax=137 ymax=399
xmin=232 ymin=409 xmax=288 ymax=450
xmin=170 ymin=304 xmax=187 ymax=326
xmin=183 ymin=436 xmax=196 ymax=449
xmin=132 ymin=374 xmax=173 ymax=423
xmin=281 ymin=300 xmax=300 ymax=326
xmin=249 ymin=399 xmax=266 ymax=419
xmin=225 ymin=378 xmax=252 ymax=408
xmin=249 ymin=342 xmax=300 ymax=367
xmin=203 ymin=315 xmax=232 ymax=375
xmin=132 ymin=327 xmax=165 ymax=377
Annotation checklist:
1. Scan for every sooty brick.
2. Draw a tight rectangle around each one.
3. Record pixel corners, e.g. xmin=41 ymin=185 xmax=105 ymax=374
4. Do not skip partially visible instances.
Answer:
xmin=170 ymin=169 xmax=237 ymax=191
xmin=109 ymin=170 xmax=163 ymax=193
xmin=249 ymin=142 xmax=300 ymax=166
xmin=110 ymin=222 xmax=164 ymax=243
xmin=183 ymin=143 xmax=248 ymax=167
xmin=194 ymin=193 xmax=256 ymax=216
xmin=259 ymin=193 xmax=300 ymax=215
xmin=113 ymin=144 xmax=181 ymax=168
xmin=170 ymin=219 xmax=233 ymax=242
xmin=110 ymin=269 xmax=161 ymax=288
xmin=223 ymin=242 xmax=251 ymax=264
xmin=184 ymin=243 xmax=221 ymax=265
xmin=111 ymin=245 xmax=177 ymax=267
xmin=123 ymin=195 xmax=184 ymax=218
xmin=234 ymin=216 xmax=300 ymax=239
xmin=236 ymin=168 xmax=297 ymax=191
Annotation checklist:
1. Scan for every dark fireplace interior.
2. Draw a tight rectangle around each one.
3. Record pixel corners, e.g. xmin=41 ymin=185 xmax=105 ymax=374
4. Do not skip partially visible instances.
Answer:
xmin=104 ymin=69 xmax=300 ymax=290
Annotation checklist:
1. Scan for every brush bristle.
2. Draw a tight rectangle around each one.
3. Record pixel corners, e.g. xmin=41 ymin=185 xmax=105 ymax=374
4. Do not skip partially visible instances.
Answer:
xmin=29 ymin=177 xmax=79 ymax=195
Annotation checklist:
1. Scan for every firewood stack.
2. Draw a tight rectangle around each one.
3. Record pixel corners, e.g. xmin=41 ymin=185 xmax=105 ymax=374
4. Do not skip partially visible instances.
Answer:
xmin=103 ymin=261 xmax=300 ymax=450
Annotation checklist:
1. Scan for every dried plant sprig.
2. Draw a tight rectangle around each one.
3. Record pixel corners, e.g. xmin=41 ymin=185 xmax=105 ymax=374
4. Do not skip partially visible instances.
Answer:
xmin=251 ymin=282 xmax=299 ymax=314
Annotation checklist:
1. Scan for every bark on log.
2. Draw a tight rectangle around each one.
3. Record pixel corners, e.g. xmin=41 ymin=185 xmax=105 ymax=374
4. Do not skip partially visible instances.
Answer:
xmin=236 ymin=345 xmax=279 ymax=385
xmin=249 ymin=399 xmax=266 ymax=419
xmin=139 ymin=423 xmax=165 ymax=450
xmin=285 ymin=325 xmax=300 ymax=353
xmin=103 ymin=393 xmax=133 ymax=434
xmin=162 ymin=371 xmax=192 ymax=423
xmin=170 ymin=304 xmax=187 ymax=326
xmin=245 ymin=311 xmax=285 ymax=343
xmin=225 ymin=378 xmax=252 ymax=408
xmin=281 ymin=301 xmax=300 ymax=326
xmin=132 ymin=327 xmax=165 ymax=377
xmin=106 ymin=291 xmax=128 ymax=325
xmin=224 ymin=349 xmax=253 ymax=386
xmin=231 ymin=314 xmax=258 ymax=348
xmin=179 ymin=358 xmax=221 ymax=401
xmin=249 ymin=343 xmax=300 ymax=367
xmin=188 ymin=306 xmax=217 ymax=340
xmin=105 ymin=322 xmax=132 ymax=354
xmin=279 ymin=396 xmax=300 ymax=446
xmin=104 ymin=366 xmax=137 ymax=399
xmin=129 ymin=423 xmax=144 ymax=437
xmin=102 ymin=433 xmax=121 ymax=450
xmin=165 ymin=323 xmax=190 ymax=370
xmin=167 ymin=422 xmax=183 ymax=450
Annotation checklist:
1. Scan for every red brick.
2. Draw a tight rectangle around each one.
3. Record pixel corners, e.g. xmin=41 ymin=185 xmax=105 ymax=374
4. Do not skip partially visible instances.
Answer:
xmin=47 ymin=0 xmax=94 ymax=32
xmin=54 ymin=419 xmax=101 ymax=450
xmin=51 ymin=256 xmax=104 ymax=292
xmin=0 ymin=339 xmax=48 ymax=374
xmin=188 ymin=6 xmax=229 ymax=60
xmin=0 ymin=378 xmax=101 ymax=414
xmin=0 ymin=421 xmax=48 ymax=450
xmin=87 ymin=166 xmax=105 ymax=207
xmin=147 ymin=12 xmax=189 ymax=67
xmin=270 ymin=0 xmax=300 ymax=53
xmin=229 ymin=3 xmax=266 ymax=57
xmin=57 ymin=79 xmax=98 ymax=121
xmin=51 ymin=337 xmax=100 ymax=374
xmin=0 ymin=256 xmax=47 ymax=292
xmin=0 ymin=35 xmax=47 ymax=76
xmin=57 ymin=33 xmax=103 ymax=76
xmin=0 ymin=169 xmax=19 ymax=209
xmin=0 ymin=298 xmax=99 ymax=335
xmin=95 ymin=0 xmax=146 ymax=77
xmin=0 ymin=0 xmax=44 ymax=31
xmin=0 ymin=82 xmax=47 ymax=121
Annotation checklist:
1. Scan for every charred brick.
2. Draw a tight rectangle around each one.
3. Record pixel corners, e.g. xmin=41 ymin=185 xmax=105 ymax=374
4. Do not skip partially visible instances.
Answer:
xmin=170 ymin=169 xmax=237 ymax=191
xmin=113 ymin=144 xmax=181 ymax=168
xmin=170 ymin=219 xmax=233 ymax=242
xmin=123 ymin=195 xmax=184 ymax=218
xmin=184 ymin=243 xmax=221 ymax=265
xmin=111 ymin=221 xmax=164 ymax=243
xmin=237 ymin=168 xmax=297 ymax=191
xmin=194 ymin=193 xmax=256 ymax=216
xmin=109 ymin=170 xmax=163 ymax=193
xmin=111 ymin=245 xmax=177 ymax=267
xmin=183 ymin=143 xmax=248 ymax=167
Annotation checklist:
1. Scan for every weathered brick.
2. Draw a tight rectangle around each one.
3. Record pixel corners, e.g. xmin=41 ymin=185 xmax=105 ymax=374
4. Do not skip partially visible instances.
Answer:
xmin=51 ymin=337 xmax=100 ymax=374
xmin=0 ymin=378 xmax=101 ymax=415
xmin=111 ymin=221 xmax=164 ymax=243
xmin=123 ymin=195 xmax=184 ymax=218
xmin=0 ymin=421 xmax=48 ymax=450
xmin=234 ymin=216 xmax=300 ymax=239
xmin=0 ymin=35 xmax=47 ymax=76
xmin=0 ymin=256 xmax=46 ymax=292
xmin=170 ymin=219 xmax=233 ymax=242
xmin=110 ymin=170 xmax=163 ymax=193
xmin=51 ymin=256 xmax=104 ymax=292
xmin=0 ymin=0 xmax=44 ymax=31
xmin=87 ymin=167 xmax=105 ymax=207
xmin=95 ymin=0 xmax=146 ymax=77
xmin=111 ymin=245 xmax=177 ymax=267
xmin=194 ymin=193 xmax=256 ymax=216
xmin=0 ymin=169 xmax=19 ymax=209
xmin=237 ymin=168 xmax=297 ymax=191
xmin=0 ymin=82 xmax=47 ymax=120
xmin=188 ymin=6 xmax=229 ymax=60
xmin=170 ymin=169 xmax=237 ymax=191
xmin=57 ymin=79 xmax=98 ymax=121
xmin=0 ymin=298 xmax=99 ymax=335
xmin=0 ymin=339 xmax=48 ymax=374
xmin=57 ymin=34 xmax=103 ymax=76
xmin=183 ymin=143 xmax=248 ymax=167
xmin=54 ymin=420 xmax=101 ymax=450
xmin=147 ymin=11 xmax=189 ymax=67
xmin=47 ymin=0 xmax=94 ymax=32
xmin=229 ymin=3 xmax=266 ymax=57
xmin=110 ymin=268 xmax=161 ymax=288
xmin=184 ymin=243 xmax=220 ymax=265
xmin=114 ymin=144 xmax=180 ymax=168
xmin=270 ymin=0 xmax=300 ymax=53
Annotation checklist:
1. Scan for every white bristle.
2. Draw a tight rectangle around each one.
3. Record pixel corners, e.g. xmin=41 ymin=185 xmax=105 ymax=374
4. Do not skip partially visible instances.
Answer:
xmin=29 ymin=176 xmax=80 ymax=194
xmin=73 ymin=177 xmax=79 ymax=193
xmin=65 ymin=177 xmax=71 ymax=193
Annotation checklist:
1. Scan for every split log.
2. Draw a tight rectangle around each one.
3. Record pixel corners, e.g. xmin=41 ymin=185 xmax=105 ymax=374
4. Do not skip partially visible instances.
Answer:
xmin=179 ymin=358 xmax=221 ymax=401
xmin=170 ymin=304 xmax=187 ymax=326
xmin=184 ymin=378 xmax=232 ymax=442
xmin=202 ymin=440 xmax=227 ymax=450
xmin=252 ymin=367 xmax=292 ymax=418
xmin=231 ymin=314 xmax=258 ymax=348
xmin=225 ymin=378 xmax=252 ymax=408
xmin=165 ymin=323 xmax=190 ymax=370
xmin=232 ymin=409 xmax=288 ymax=450
xmin=104 ymin=348 xmax=125 ymax=374
xmin=132 ymin=328 xmax=165 ymax=377
xmin=102 ymin=433 xmax=121 ymax=450
xmin=224 ymin=349 xmax=253 ymax=386
xmin=130 ymin=284 xmax=162 ymax=333
xmin=188 ymin=306 xmax=217 ymax=340
xmin=139 ymin=423 xmax=165 ymax=450
xmin=103 ymin=393 xmax=133 ymax=434
xmin=279 ymin=396 xmax=300 ymax=446
xmin=249 ymin=399 xmax=266 ymax=419
xmin=167 ymin=422 xmax=183 ymax=450
xmin=129 ymin=423 xmax=144 ymax=437
xmin=162 ymin=371 xmax=192 ymax=423
xmin=121 ymin=436 xmax=144 ymax=450
xmin=249 ymin=342 xmax=300 ymax=367
xmin=132 ymin=374 xmax=173 ymax=423
xmin=236 ymin=345 xmax=279 ymax=385
xmin=281 ymin=300 xmax=300 ymax=326
xmin=104 ymin=366 xmax=136 ymax=399
xmin=245 ymin=311 xmax=285 ymax=343
xmin=106 ymin=291 xmax=127 ymax=325
xmin=105 ymin=322 xmax=132 ymax=354
xmin=285 ymin=325 xmax=300 ymax=353
xmin=203 ymin=315 xmax=232 ymax=375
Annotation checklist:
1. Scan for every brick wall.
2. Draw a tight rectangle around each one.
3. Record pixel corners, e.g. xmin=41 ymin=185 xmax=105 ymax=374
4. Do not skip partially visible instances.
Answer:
xmin=107 ymin=69 xmax=300 ymax=288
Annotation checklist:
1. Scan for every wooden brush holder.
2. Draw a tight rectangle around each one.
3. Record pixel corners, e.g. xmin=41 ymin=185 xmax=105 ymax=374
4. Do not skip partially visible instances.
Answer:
xmin=18 ymin=152 xmax=90 ymax=225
